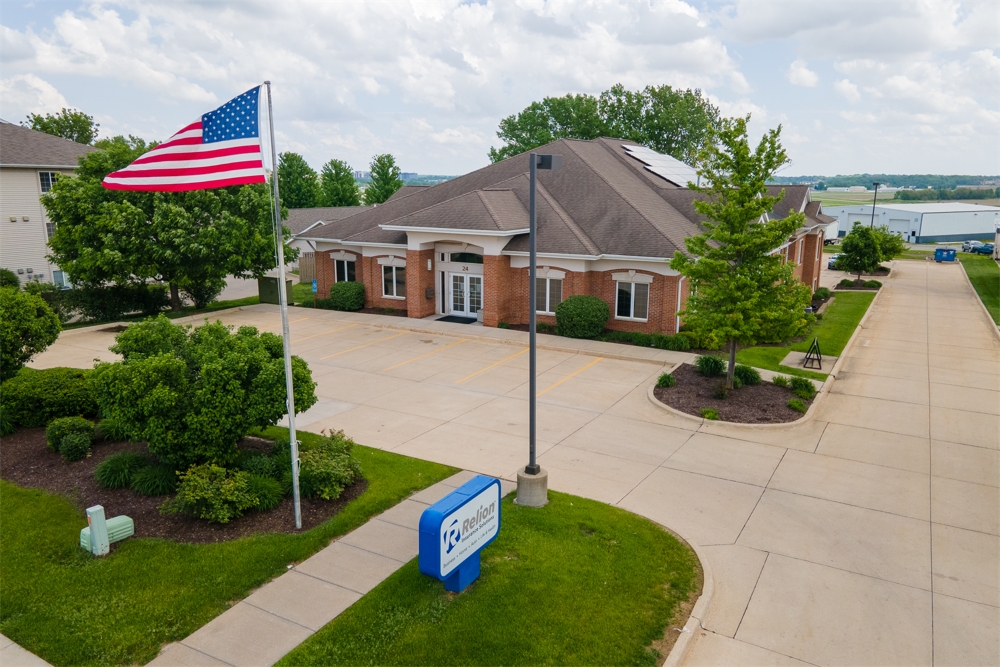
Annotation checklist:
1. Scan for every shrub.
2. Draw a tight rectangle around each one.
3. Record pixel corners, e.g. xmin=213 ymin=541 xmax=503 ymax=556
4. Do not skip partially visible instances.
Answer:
xmin=536 ymin=322 xmax=552 ymax=334
xmin=237 ymin=452 xmax=278 ymax=479
xmin=813 ymin=287 xmax=831 ymax=300
xmin=498 ymin=322 xmax=510 ymax=329
xmin=131 ymin=464 xmax=179 ymax=496
xmin=60 ymin=432 xmax=92 ymax=462
xmin=700 ymin=408 xmax=719 ymax=420
xmin=46 ymin=416 xmax=94 ymax=453
xmin=863 ymin=280 xmax=882 ymax=288
xmin=695 ymin=355 xmax=726 ymax=377
xmin=731 ymin=376 xmax=743 ymax=389
xmin=95 ymin=452 xmax=150 ymax=489
xmin=656 ymin=372 xmax=676 ymax=388
xmin=96 ymin=416 xmax=131 ymax=442
xmin=57 ymin=284 xmax=169 ymax=322
xmin=181 ymin=278 xmax=226 ymax=310
xmin=298 ymin=431 xmax=362 ymax=501
xmin=161 ymin=464 xmax=256 ymax=523
xmin=772 ymin=375 xmax=790 ymax=388
xmin=93 ymin=315 xmax=318 ymax=468
xmin=838 ymin=278 xmax=855 ymax=287
xmin=554 ymin=295 xmax=609 ymax=339
xmin=0 ymin=268 xmax=19 ymax=288
xmin=1 ymin=367 xmax=98 ymax=429
xmin=652 ymin=333 xmax=691 ymax=351
xmin=328 ymin=282 xmax=365 ymax=311
xmin=712 ymin=384 xmax=728 ymax=400
xmin=0 ymin=411 xmax=14 ymax=437
xmin=733 ymin=364 xmax=762 ymax=386
xmin=790 ymin=376 xmax=817 ymax=400
xmin=248 ymin=474 xmax=284 ymax=511
xmin=0 ymin=287 xmax=61 ymax=382
xmin=787 ymin=399 xmax=808 ymax=413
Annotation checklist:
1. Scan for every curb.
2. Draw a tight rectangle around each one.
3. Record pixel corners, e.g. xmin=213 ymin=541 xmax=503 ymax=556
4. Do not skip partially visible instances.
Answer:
xmin=662 ymin=532 xmax=715 ymax=667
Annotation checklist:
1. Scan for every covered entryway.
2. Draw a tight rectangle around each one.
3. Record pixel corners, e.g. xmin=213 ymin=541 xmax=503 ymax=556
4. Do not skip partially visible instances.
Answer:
xmin=435 ymin=247 xmax=485 ymax=321
xmin=450 ymin=273 xmax=483 ymax=317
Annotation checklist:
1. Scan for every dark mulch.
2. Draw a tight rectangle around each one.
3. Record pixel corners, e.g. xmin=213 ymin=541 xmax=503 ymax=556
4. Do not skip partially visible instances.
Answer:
xmin=359 ymin=307 xmax=408 ymax=318
xmin=0 ymin=428 xmax=366 ymax=544
xmin=835 ymin=283 xmax=880 ymax=291
xmin=653 ymin=363 xmax=813 ymax=424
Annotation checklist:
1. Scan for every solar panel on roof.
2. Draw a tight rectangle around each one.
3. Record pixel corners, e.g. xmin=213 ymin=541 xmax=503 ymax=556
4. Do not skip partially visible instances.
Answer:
xmin=622 ymin=144 xmax=699 ymax=187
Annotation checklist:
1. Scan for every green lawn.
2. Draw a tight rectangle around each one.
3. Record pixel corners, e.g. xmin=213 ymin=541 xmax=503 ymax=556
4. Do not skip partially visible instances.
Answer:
xmin=278 ymin=491 xmax=700 ymax=667
xmin=736 ymin=291 xmax=877 ymax=380
xmin=959 ymin=254 xmax=1000 ymax=324
xmin=0 ymin=427 xmax=457 ymax=667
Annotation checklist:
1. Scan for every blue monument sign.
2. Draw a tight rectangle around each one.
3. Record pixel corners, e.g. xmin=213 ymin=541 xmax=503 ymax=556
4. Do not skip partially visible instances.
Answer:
xmin=419 ymin=475 xmax=502 ymax=593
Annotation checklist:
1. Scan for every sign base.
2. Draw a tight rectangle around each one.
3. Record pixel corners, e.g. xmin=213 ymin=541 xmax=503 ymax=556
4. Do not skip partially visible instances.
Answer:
xmin=444 ymin=552 xmax=481 ymax=593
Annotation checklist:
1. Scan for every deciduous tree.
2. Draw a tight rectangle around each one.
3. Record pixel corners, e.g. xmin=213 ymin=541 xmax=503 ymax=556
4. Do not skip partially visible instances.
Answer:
xmin=363 ymin=154 xmax=403 ymax=205
xmin=24 ymin=108 xmax=99 ymax=144
xmin=44 ymin=135 xmax=291 ymax=311
xmin=670 ymin=116 xmax=813 ymax=389
xmin=278 ymin=152 xmax=320 ymax=208
xmin=0 ymin=287 xmax=61 ymax=382
xmin=319 ymin=159 xmax=361 ymax=207
xmin=839 ymin=224 xmax=883 ymax=283
xmin=871 ymin=224 xmax=906 ymax=260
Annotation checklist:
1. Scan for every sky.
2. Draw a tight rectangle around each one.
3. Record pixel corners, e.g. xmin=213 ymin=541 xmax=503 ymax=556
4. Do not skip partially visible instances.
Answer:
xmin=1 ymin=0 xmax=998 ymax=178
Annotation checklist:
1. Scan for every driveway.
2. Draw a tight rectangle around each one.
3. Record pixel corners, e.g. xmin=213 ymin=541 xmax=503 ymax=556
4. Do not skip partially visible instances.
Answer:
xmin=31 ymin=260 xmax=999 ymax=666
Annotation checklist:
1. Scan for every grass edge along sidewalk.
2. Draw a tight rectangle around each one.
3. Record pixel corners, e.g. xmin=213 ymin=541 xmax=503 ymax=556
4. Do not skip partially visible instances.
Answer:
xmin=958 ymin=254 xmax=1000 ymax=325
xmin=278 ymin=491 xmax=700 ymax=667
xmin=736 ymin=291 xmax=877 ymax=381
xmin=0 ymin=427 xmax=458 ymax=667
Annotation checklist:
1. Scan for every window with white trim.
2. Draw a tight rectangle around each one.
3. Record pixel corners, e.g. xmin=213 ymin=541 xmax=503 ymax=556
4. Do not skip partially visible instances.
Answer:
xmin=535 ymin=277 xmax=562 ymax=313
xmin=382 ymin=265 xmax=406 ymax=298
xmin=335 ymin=259 xmax=355 ymax=282
xmin=39 ymin=172 xmax=58 ymax=193
xmin=616 ymin=282 xmax=649 ymax=320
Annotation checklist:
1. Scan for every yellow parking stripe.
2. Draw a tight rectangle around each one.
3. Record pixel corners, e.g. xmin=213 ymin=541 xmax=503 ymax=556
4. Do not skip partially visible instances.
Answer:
xmin=292 ymin=323 xmax=357 ymax=343
xmin=456 ymin=347 xmax=528 ymax=383
xmin=383 ymin=339 xmax=468 ymax=371
xmin=537 ymin=357 xmax=603 ymax=396
xmin=319 ymin=332 xmax=407 ymax=359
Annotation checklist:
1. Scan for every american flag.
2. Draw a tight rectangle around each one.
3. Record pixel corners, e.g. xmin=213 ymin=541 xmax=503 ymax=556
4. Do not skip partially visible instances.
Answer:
xmin=102 ymin=87 xmax=267 ymax=192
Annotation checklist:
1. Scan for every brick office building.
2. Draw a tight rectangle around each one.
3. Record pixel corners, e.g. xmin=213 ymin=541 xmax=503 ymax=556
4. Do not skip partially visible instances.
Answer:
xmin=291 ymin=138 xmax=828 ymax=333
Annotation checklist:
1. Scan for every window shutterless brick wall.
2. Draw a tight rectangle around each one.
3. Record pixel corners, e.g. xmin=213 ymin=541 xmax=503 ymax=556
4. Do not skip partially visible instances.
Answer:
xmin=360 ymin=255 xmax=409 ymax=310
xmin=315 ymin=251 xmax=337 ymax=301
xmin=406 ymin=249 xmax=436 ymax=319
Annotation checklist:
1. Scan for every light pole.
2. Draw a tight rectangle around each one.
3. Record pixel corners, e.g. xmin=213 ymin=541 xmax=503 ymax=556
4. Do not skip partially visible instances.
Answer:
xmin=869 ymin=181 xmax=880 ymax=228
xmin=516 ymin=152 xmax=561 ymax=508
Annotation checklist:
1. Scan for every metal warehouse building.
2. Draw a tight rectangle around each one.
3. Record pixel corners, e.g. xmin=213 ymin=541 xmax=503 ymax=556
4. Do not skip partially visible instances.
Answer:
xmin=826 ymin=202 xmax=1000 ymax=243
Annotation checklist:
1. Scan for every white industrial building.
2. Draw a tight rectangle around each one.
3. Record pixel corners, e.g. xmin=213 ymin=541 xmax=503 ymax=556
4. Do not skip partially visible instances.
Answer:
xmin=826 ymin=202 xmax=1000 ymax=243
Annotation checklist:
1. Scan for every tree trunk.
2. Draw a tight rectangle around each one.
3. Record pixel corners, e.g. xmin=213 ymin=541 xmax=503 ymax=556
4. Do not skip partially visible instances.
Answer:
xmin=726 ymin=338 xmax=737 ymax=389
xmin=169 ymin=282 xmax=182 ymax=311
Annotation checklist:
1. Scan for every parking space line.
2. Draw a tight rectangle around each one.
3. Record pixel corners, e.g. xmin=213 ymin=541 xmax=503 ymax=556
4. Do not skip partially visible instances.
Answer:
xmin=537 ymin=357 xmax=603 ymax=396
xmin=383 ymin=339 xmax=468 ymax=371
xmin=319 ymin=332 xmax=407 ymax=359
xmin=292 ymin=323 xmax=358 ymax=343
xmin=259 ymin=317 xmax=310 ymax=331
xmin=456 ymin=347 xmax=528 ymax=383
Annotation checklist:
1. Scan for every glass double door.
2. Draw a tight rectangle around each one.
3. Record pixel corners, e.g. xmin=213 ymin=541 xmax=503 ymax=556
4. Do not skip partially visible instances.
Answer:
xmin=450 ymin=273 xmax=482 ymax=317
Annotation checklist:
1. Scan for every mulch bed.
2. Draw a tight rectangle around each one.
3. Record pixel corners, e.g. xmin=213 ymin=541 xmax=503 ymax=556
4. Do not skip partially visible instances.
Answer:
xmin=0 ymin=429 xmax=366 ymax=545
xmin=835 ymin=284 xmax=881 ymax=291
xmin=359 ymin=307 xmax=408 ymax=317
xmin=653 ymin=363 xmax=813 ymax=424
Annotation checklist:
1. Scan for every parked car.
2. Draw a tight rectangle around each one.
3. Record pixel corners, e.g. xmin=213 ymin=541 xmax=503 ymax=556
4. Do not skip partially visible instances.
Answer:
xmin=827 ymin=253 xmax=841 ymax=269
xmin=962 ymin=240 xmax=983 ymax=252
xmin=823 ymin=238 xmax=839 ymax=246
xmin=971 ymin=243 xmax=995 ymax=255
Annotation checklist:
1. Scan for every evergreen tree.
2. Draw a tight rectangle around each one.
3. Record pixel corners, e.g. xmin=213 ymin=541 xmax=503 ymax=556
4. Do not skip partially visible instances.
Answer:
xmin=277 ymin=152 xmax=320 ymax=208
xmin=319 ymin=159 xmax=361 ymax=206
xmin=670 ymin=117 xmax=813 ymax=389
xmin=363 ymin=154 xmax=403 ymax=205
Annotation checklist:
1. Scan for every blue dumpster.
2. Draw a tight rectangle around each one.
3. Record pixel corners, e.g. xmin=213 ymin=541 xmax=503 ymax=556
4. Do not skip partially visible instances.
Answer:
xmin=934 ymin=248 xmax=956 ymax=262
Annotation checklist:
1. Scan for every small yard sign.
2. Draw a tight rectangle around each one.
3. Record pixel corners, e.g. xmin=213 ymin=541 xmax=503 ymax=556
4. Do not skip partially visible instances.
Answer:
xmin=311 ymin=279 xmax=317 ymax=293
xmin=419 ymin=475 xmax=501 ymax=593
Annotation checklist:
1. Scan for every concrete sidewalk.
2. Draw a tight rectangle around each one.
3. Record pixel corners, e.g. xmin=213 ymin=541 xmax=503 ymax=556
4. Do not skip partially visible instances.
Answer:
xmin=0 ymin=634 xmax=51 ymax=667
xmin=149 ymin=471 xmax=513 ymax=667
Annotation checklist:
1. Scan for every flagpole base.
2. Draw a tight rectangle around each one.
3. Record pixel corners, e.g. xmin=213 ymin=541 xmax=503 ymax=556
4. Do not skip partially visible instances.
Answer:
xmin=515 ymin=468 xmax=548 ymax=507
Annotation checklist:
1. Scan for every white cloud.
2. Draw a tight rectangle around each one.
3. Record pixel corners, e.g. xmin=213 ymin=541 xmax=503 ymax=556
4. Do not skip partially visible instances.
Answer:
xmin=834 ymin=79 xmax=861 ymax=102
xmin=0 ymin=74 xmax=68 ymax=120
xmin=786 ymin=59 xmax=818 ymax=87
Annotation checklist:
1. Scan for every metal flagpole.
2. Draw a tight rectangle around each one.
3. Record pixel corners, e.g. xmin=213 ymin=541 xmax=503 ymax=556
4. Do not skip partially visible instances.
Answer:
xmin=526 ymin=153 xmax=539 ymax=475
xmin=264 ymin=81 xmax=302 ymax=529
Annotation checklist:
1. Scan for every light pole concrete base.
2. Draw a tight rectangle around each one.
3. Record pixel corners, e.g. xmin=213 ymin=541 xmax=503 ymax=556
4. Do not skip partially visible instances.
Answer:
xmin=515 ymin=468 xmax=549 ymax=507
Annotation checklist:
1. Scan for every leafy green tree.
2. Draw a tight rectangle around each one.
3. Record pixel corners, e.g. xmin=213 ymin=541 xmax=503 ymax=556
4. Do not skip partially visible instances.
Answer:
xmin=278 ymin=152 xmax=320 ymax=208
xmin=44 ymin=135 xmax=292 ymax=311
xmin=670 ymin=116 xmax=813 ymax=389
xmin=0 ymin=287 xmax=61 ymax=382
xmin=363 ymin=154 xmax=403 ymax=205
xmin=24 ymin=108 xmax=99 ymax=144
xmin=871 ymin=224 xmax=906 ymax=260
xmin=489 ymin=84 xmax=721 ymax=164
xmin=839 ymin=224 xmax=883 ymax=283
xmin=319 ymin=159 xmax=361 ymax=207
xmin=93 ymin=315 xmax=317 ymax=468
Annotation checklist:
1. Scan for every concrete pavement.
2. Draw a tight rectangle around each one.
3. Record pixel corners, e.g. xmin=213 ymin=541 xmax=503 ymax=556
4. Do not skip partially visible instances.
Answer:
xmin=28 ymin=260 xmax=1000 ymax=666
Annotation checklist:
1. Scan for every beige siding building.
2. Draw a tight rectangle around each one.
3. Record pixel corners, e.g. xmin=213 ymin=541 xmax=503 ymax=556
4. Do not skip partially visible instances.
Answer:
xmin=0 ymin=122 xmax=97 ymax=286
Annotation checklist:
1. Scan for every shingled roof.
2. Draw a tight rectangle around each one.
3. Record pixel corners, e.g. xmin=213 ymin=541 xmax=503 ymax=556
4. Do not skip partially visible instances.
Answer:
xmin=284 ymin=206 xmax=368 ymax=235
xmin=0 ymin=123 xmax=97 ymax=168
xmin=297 ymin=137 xmax=820 ymax=258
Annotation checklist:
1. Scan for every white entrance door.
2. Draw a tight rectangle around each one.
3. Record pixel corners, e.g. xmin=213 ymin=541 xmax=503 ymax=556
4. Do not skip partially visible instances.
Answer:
xmin=450 ymin=273 xmax=482 ymax=317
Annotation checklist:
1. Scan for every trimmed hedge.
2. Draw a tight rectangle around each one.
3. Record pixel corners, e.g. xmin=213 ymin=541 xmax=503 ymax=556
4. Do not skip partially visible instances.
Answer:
xmin=1 ymin=367 xmax=98 ymax=429
xmin=328 ymin=281 xmax=366 ymax=311
xmin=41 ymin=284 xmax=168 ymax=322
xmin=45 ymin=416 xmax=94 ymax=453
xmin=554 ymin=295 xmax=609 ymax=339
xmin=60 ymin=432 xmax=92 ymax=462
